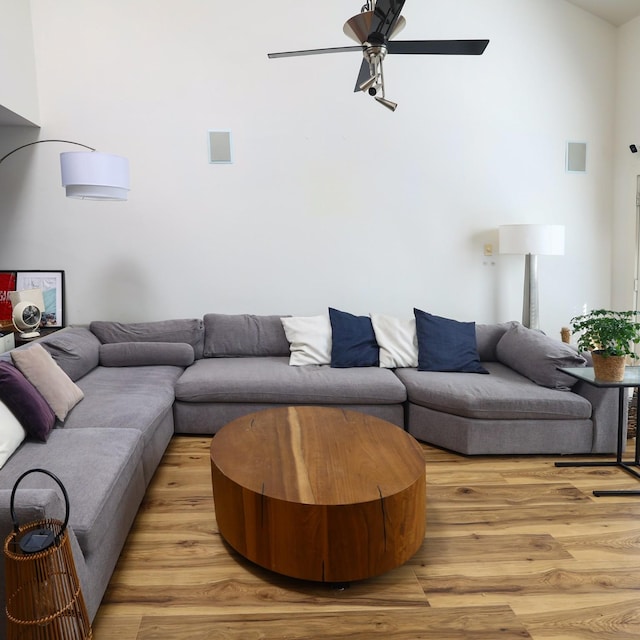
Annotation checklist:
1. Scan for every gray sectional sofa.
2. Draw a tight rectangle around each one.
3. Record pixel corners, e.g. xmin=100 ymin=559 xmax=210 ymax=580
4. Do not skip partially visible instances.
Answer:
xmin=0 ymin=313 xmax=623 ymax=635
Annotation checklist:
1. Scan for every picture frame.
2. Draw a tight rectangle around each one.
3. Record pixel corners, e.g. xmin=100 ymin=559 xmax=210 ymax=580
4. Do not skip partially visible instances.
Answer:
xmin=15 ymin=270 xmax=65 ymax=328
xmin=0 ymin=271 xmax=17 ymax=328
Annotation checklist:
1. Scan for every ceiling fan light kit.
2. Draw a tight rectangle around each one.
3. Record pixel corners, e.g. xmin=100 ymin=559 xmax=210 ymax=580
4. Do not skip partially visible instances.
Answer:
xmin=268 ymin=0 xmax=489 ymax=111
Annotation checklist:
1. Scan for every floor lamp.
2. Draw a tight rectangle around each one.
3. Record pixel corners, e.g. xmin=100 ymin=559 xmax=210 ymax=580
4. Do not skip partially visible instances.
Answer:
xmin=499 ymin=224 xmax=565 ymax=330
xmin=0 ymin=139 xmax=130 ymax=201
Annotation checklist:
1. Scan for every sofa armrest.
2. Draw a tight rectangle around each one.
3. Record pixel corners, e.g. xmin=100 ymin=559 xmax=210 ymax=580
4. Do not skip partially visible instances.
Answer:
xmin=0 ymin=487 xmax=65 ymax=538
xmin=571 ymin=380 xmax=625 ymax=453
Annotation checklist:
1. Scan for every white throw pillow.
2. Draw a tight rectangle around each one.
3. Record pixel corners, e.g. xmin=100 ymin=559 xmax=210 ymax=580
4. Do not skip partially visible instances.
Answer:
xmin=0 ymin=399 xmax=26 ymax=469
xmin=280 ymin=315 xmax=332 ymax=365
xmin=370 ymin=313 xmax=418 ymax=368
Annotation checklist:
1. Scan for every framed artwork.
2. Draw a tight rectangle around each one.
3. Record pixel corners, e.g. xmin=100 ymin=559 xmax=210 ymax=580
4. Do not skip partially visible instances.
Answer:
xmin=15 ymin=270 xmax=65 ymax=328
xmin=0 ymin=271 xmax=17 ymax=327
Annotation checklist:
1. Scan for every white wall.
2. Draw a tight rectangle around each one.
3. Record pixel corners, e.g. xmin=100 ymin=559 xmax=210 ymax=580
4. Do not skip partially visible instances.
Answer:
xmin=0 ymin=0 xmax=617 ymax=336
xmin=0 ymin=0 xmax=39 ymax=125
xmin=613 ymin=16 xmax=640 ymax=312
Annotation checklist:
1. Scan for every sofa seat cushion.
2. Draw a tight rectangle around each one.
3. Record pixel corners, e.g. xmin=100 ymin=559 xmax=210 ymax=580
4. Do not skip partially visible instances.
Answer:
xmin=175 ymin=357 xmax=407 ymax=405
xmin=395 ymin=362 xmax=592 ymax=420
xmin=63 ymin=366 xmax=182 ymax=435
xmin=0 ymin=427 xmax=145 ymax=558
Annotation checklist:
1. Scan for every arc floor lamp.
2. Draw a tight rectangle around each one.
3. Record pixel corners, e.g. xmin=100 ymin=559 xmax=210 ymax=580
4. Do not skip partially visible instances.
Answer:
xmin=0 ymin=139 xmax=129 ymax=201
xmin=499 ymin=223 xmax=565 ymax=330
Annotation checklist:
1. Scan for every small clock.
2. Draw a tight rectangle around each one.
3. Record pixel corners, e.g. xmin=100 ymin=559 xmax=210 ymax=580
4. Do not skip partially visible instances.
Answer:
xmin=13 ymin=302 xmax=42 ymax=339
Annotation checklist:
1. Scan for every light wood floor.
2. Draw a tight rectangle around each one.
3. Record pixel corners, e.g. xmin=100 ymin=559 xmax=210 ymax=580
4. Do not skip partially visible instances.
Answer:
xmin=93 ymin=435 xmax=640 ymax=640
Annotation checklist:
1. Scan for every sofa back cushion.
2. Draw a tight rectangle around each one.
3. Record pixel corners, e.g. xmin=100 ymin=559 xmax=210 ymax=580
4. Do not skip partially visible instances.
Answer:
xmin=0 ymin=327 xmax=103 ymax=381
xmin=90 ymin=319 xmax=205 ymax=359
xmin=203 ymin=314 xmax=291 ymax=357
xmin=475 ymin=321 xmax=519 ymax=362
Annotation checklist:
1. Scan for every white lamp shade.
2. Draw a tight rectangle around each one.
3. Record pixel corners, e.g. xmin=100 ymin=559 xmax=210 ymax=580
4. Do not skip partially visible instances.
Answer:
xmin=60 ymin=151 xmax=129 ymax=201
xmin=498 ymin=224 xmax=565 ymax=256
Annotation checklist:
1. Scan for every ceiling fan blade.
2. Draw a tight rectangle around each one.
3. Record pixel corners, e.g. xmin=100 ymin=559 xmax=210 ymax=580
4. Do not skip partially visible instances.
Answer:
xmin=387 ymin=39 xmax=490 ymax=55
xmin=370 ymin=0 xmax=407 ymax=41
xmin=268 ymin=46 xmax=361 ymax=59
xmin=354 ymin=59 xmax=372 ymax=92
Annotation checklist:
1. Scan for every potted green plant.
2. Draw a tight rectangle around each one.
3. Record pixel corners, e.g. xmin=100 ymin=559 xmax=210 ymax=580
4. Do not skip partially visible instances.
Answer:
xmin=570 ymin=309 xmax=640 ymax=381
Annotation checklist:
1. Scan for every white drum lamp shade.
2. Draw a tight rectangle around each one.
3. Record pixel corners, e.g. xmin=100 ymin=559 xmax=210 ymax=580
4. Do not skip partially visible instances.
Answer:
xmin=498 ymin=224 xmax=565 ymax=256
xmin=498 ymin=224 xmax=565 ymax=330
xmin=60 ymin=151 xmax=130 ymax=201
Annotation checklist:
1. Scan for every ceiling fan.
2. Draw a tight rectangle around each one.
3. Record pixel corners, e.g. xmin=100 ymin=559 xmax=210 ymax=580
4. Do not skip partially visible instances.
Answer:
xmin=268 ymin=0 xmax=489 ymax=112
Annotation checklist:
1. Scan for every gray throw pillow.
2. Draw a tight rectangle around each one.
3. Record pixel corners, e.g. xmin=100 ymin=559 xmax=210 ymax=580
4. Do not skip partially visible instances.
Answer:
xmin=99 ymin=342 xmax=195 ymax=367
xmin=496 ymin=323 xmax=586 ymax=390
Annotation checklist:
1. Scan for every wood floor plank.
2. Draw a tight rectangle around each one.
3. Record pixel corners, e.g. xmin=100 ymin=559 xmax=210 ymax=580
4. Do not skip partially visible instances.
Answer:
xmin=106 ymin=562 xmax=427 ymax=613
xmin=419 ymin=564 xmax=640 ymax=598
xmin=520 ymin=598 xmax=640 ymax=639
xmin=427 ymin=482 xmax=590 ymax=506
xmin=414 ymin=533 xmax=572 ymax=564
xmin=92 ymin=435 xmax=640 ymax=640
xmin=134 ymin=607 xmax=531 ymax=640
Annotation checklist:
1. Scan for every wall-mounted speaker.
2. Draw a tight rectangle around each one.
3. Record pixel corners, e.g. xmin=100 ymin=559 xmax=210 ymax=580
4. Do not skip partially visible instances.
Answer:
xmin=208 ymin=131 xmax=232 ymax=164
xmin=566 ymin=142 xmax=587 ymax=173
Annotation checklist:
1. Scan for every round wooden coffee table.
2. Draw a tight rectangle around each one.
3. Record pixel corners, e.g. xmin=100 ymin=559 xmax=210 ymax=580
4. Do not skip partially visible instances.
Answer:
xmin=210 ymin=406 xmax=426 ymax=583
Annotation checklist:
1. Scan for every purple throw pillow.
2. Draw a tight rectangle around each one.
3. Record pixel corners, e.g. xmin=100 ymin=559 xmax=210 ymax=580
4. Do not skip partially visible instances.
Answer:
xmin=0 ymin=361 xmax=56 ymax=441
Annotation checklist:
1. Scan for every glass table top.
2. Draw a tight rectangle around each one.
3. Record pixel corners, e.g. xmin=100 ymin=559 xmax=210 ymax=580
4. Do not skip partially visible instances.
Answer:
xmin=560 ymin=366 xmax=640 ymax=388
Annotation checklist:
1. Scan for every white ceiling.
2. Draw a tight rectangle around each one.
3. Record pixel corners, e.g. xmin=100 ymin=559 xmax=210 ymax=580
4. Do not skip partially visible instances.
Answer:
xmin=565 ymin=0 xmax=640 ymax=26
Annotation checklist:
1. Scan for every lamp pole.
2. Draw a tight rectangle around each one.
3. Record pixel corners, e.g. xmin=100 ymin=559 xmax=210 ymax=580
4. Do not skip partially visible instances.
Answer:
xmin=523 ymin=253 xmax=539 ymax=330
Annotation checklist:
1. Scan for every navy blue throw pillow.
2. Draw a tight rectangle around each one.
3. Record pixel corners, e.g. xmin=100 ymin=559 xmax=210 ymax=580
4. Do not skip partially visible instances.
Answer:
xmin=414 ymin=308 xmax=488 ymax=374
xmin=329 ymin=308 xmax=379 ymax=368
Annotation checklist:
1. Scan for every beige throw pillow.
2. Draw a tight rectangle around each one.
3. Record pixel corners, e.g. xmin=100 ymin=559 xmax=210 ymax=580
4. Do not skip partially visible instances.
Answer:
xmin=11 ymin=343 xmax=84 ymax=422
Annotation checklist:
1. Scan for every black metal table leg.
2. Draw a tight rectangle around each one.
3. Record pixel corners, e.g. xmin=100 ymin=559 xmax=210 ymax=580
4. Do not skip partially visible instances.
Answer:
xmin=555 ymin=386 xmax=640 ymax=496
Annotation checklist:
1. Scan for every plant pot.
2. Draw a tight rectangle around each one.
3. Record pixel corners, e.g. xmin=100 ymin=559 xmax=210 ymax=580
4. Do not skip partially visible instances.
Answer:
xmin=591 ymin=351 xmax=626 ymax=382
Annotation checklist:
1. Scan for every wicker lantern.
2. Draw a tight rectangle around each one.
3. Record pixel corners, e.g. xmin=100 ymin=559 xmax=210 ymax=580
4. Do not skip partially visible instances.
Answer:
xmin=4 ymin=469 xmax=92 ymax=640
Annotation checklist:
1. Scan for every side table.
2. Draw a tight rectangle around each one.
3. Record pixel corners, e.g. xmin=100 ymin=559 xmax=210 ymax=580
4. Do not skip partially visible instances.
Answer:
xmin=13 ymin=326 xmax=63 ymax=348
xmin=555 ymin=366 xmax=640 ymax=497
